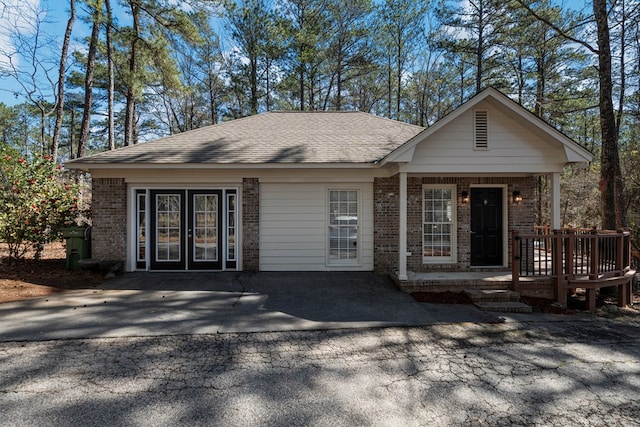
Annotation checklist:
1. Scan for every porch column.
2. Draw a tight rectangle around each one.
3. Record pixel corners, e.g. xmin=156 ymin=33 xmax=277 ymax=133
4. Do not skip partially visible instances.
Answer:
xmin=398 ymin=172 xmax=408 ymax=281
xmin=550 ymin=172 xmax=561 ymax=230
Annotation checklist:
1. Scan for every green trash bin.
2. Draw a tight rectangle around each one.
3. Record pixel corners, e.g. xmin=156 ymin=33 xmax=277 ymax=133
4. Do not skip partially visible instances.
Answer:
xmin=61 ymin=227 xmax=91 ymax=270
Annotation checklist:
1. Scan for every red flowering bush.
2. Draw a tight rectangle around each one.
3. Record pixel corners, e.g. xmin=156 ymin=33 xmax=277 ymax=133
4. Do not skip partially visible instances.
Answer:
xmin=0 ymin=150 xmax=81 ymax=260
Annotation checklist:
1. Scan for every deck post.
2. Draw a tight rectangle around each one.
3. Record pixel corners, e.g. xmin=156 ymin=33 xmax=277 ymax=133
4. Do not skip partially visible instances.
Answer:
xmin=398 ymin=172 xmax=408 ymax=281
xmin=615 ymin=228 xmax=624 ymax=274
xmin=590 ymin=228 xmax=599 ymax=280
xmin=512 ymin=230 xmax=520 ymax=292
xmin=550 ymin=172 xmax=561 ymax=230
xmin=553 ymin=229 xmax=565 ymax=306
xmin=566 ymin=229 xmax=576 ymax=296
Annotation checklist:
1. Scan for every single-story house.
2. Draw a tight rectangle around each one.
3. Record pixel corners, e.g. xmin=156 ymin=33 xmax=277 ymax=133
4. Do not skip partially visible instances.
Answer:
xmin=65 ymin=87 xmax=593 ymax=281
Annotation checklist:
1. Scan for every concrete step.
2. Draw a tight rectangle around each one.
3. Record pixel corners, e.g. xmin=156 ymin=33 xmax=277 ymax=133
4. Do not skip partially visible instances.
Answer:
xmin=464 ymin=289 xmax=521 ymax=302
xmin=474 ymin=301 xmax=533 ymax=313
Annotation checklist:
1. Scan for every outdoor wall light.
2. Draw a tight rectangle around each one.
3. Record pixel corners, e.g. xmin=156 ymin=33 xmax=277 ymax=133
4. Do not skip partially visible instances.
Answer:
xmin=513 ymin=190 xmax=523 ymax=205
xmin=461 ymin=191 xmax=470 ymax=205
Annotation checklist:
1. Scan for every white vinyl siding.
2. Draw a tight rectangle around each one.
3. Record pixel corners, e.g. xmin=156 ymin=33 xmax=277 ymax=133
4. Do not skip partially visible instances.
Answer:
xmin=260 ymin=183 xmax=373 ymax=271
xmin=403 ymin=101 xmax=568 ymax=174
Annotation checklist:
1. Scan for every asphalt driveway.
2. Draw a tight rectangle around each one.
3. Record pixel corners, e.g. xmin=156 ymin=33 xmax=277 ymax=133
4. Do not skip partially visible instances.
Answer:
xmin=0 ymin=272 xmax=500 ymax=341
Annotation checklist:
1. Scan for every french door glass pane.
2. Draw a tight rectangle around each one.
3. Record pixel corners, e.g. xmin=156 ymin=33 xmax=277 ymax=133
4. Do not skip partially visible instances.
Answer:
xmin=227 ymin=193 xmax=236 ymax=262
xmin=156 ymin=194 xmax=181 ymax=262
xmin=193 ymin=194 xmax=218 ymax=261
xmin=137 ymin=193 xmax=146 ymax=262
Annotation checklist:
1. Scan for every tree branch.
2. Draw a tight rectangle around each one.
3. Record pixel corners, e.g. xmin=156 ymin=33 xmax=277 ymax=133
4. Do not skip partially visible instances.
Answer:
xmin=512 ymin=0 xmax=599 ymax=55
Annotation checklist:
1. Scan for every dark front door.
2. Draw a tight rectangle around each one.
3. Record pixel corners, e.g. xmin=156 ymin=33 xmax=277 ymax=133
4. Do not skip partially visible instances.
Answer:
xmin=470 ymin=188 xmax=503 ymax=266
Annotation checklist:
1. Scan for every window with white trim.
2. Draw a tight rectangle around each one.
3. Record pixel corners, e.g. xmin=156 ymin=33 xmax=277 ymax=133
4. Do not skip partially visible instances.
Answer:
xmin=423 ymin=185 xmax=456 ymax=263
xmin=328 ymin=189 xmax=359 ymax=263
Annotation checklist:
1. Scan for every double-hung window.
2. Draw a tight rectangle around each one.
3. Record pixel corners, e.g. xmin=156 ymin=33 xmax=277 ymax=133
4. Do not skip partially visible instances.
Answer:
xmin=423 ymin=185 xmax=456 ymax=263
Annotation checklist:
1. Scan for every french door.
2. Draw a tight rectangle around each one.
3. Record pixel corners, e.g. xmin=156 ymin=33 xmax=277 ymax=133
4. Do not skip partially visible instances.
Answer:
xmin=148 ymin=190 xmax=224 ymax=270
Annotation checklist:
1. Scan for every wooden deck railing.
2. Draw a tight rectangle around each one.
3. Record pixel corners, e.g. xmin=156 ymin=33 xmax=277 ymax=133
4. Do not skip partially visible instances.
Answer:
xmin=512 ymin=228 xmax=635 ymax=311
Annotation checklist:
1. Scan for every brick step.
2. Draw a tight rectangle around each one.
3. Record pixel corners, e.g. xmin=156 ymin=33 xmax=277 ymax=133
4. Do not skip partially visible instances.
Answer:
xmin=464 ymin=289 xmax=521 ymax=302
xmin=398 ymin=282 xmax=510 ymax=293
xmin=474 ymin=301 xmax=533 ymax=313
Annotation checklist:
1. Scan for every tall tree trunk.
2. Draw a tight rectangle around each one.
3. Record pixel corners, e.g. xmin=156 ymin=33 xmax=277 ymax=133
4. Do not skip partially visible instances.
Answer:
xmin=124 ymin=2 xmax=140 ymax=146
xmin=615 ymin=0 xmax=626 ymax=135
xmin=208 ymin=69 xmax=218 ymax=124
xmin=387 ymin=55 xmax=392 ymax=118
xmin=250 ymin=57 xmax=258 ymax=114
xmin=336 ymin=38 xmax=343 ymax=110
xmin=105 ymin=0 xmax=115 ymax=150
xmin=77 ymin=4 xmax=101 ymax=158
xmin=535 ymin=56 xmax=546 ymax=117
xmin=475 ymin=0 xmax=484 ymax=94
xmin=39 ymin=106 xmax=46 ymax=154
xmin=299 ymin=65 xmax=305 ymax=110
xmin=51 ymin=0 xmax=76 ymax=160
xmin=396 ymin=33 xmax=402 ymax=119
xmin=594 ymin=0 xmax=627 ymax=229
xmin=266 ymin=60 xmax=271 ymax=111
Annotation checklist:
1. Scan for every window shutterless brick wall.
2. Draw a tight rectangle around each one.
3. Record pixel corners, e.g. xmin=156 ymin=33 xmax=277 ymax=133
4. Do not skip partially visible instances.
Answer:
xmin=242 ymin=178 xmax=260 ymax=271
xmin=91 ymin=177 xmax=127 ymax=261
xmin=374 ymin=175 xmax=536 ymax=274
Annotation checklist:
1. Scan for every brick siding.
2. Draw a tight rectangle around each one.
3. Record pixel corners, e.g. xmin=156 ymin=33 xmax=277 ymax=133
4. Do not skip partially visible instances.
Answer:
xmin=374 ymin=175 xmax=536 ymax=274
xmin=242 ymin=178 xmax=260 ymax=271
xmin=373 ymin=176 xmax=400 ymax=274
xmin=91 ymin=177 xmax=127 ymax=261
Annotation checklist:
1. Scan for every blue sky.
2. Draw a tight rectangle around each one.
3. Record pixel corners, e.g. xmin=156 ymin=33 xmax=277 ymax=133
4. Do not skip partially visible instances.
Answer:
xmin=0 ymin=0 xmax=592 ymax=108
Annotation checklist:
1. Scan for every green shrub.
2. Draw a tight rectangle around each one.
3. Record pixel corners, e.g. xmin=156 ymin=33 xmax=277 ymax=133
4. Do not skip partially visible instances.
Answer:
xmin=0 ymin=151 xmax=81 ymax=260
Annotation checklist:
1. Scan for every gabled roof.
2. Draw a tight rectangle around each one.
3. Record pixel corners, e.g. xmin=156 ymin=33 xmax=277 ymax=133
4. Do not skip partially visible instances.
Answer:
xmin=66 ymin=111 xmax=425 ymax=168
xmin=380 ymin=87 xmax=593 ymax=165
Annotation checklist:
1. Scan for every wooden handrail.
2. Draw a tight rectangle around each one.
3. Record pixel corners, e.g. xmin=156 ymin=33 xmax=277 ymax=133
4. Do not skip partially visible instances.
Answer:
xmin=511 ymin=229 xmax=633 ymax=306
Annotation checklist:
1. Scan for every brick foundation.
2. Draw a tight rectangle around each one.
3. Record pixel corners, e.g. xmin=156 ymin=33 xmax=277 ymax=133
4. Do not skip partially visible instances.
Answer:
xmin=91 ymin=178 xmax=127 ymax=262
xmin=242 ymin=178 xmax=260 ymax=271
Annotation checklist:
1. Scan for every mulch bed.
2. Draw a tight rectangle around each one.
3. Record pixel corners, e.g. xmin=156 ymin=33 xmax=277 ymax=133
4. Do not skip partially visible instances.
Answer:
xmin=520 ymin=295 xmax=577 ymax=315
xmin=0 ymin=242 xmax=104 ymax=304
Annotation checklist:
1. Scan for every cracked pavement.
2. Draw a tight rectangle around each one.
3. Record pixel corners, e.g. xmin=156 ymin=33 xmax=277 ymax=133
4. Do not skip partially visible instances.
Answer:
xmin=1 ymin=317 xmax=639 ymax=426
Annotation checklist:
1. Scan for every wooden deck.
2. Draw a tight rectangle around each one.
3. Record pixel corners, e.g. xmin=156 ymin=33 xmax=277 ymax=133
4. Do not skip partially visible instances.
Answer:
xmin=513 ymin=228 xmax=635 ymax=312
xmin=394 ymin=228 xmax=636 ymax=312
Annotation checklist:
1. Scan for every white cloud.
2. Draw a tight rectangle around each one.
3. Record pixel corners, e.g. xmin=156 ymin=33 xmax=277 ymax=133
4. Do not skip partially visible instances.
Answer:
xmin=0 ymin=0 xmax=42 ymax=71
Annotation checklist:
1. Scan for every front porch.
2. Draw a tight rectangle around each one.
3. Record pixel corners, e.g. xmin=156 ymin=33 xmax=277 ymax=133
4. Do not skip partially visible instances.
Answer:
xmin=392 ymin=228 xmax=636 ymax=313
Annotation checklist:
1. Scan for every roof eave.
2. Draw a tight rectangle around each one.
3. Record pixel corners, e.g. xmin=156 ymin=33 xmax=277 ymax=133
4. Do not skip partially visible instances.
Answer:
xmin=64 ymin=162 xmax=382 ymax=171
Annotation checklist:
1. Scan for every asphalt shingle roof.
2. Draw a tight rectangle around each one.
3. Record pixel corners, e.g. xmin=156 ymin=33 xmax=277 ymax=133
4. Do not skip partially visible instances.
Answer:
xmin=69 ymin=111 xmax=425 ymax=165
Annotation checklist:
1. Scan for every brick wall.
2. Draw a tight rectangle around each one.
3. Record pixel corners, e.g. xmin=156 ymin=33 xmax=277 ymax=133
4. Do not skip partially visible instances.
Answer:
xmin=374 ymin=175 xmax=536 ymax=274
xmin=373 ymin=176 xmax=400 ymax=274
xmin=91 ymin=178 xmax=127 ymax=261
xmin=242 ymin=178 xmax=260 ymax=271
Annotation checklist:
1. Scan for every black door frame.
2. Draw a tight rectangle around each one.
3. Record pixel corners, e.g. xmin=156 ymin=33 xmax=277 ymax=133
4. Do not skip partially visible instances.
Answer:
xmin=470 ymin=187 xmax=504 ymax=266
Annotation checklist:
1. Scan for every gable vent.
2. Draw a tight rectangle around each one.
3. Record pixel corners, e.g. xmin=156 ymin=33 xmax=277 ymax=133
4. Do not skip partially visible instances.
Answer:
xmin=474 ymin=110 xmax=489 ymax=150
